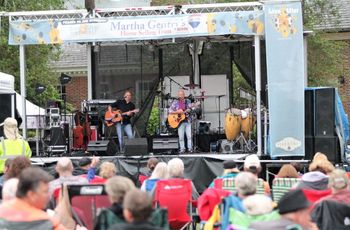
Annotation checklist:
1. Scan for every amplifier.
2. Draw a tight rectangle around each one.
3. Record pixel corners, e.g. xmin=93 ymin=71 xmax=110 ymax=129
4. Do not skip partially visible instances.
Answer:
xmin=153 ymin=137 xmax=178 ymax=152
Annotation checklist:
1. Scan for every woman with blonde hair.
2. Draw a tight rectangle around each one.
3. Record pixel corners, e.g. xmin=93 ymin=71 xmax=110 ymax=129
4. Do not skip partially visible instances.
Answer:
xmin=309 ymin=152 xmax=335 ymax=175
xmin=141 ymin=162 xmax=168 ymax=192
xmin=99 ymin=162 xmax=117 ymax=179
xmin=276 ymin=164 xmax=300 ymax=178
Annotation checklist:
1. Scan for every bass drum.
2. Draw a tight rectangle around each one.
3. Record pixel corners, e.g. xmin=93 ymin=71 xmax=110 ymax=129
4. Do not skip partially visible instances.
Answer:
xmin=241 ymin=108 xmax=256 ymax=139
xmin=225 ymin=108 xmax=241 ymax=141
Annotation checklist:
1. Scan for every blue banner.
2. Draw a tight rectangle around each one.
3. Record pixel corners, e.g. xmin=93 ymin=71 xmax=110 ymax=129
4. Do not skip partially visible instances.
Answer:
xmin=264 ymin=1 xmax=305 ymax=157
xmin=9 ymin=11 xmax=264 ymax=45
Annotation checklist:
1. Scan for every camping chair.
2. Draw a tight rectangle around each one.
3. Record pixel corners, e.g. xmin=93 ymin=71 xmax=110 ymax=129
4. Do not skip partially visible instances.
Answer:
xmin=154 ymin=179 xmax=193 ymax=230
xmin=272 ymin=178 xmax=301 ymax=202
xmin=214 ymin=177 xmax=267 ymax=195
xmin=67 ymin=184 xmax=111 ymax=230
xmin=302 ymin=189 xmax=332 ymax=204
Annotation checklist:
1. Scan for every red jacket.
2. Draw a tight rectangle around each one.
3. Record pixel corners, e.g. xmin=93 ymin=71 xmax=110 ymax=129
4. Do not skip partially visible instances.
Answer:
xmin=197 ymin=188 xmax=231 ymax=221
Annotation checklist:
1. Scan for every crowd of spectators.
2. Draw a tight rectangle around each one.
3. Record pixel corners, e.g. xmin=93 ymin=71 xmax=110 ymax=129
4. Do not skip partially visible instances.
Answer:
xmin=0 ymin=151 xmax=348 ymax=230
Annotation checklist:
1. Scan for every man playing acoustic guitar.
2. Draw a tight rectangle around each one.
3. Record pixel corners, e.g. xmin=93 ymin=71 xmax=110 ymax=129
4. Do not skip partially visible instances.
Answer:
xmin=169 ymin=89 xmax=198 ymax=154
xmin=107 ymin=90 xmax=138 ymax=153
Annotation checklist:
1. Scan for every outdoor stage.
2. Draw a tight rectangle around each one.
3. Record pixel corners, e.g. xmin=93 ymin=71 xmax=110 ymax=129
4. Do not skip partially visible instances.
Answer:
xmin=30 ymin=153 xmax=309 ymax=193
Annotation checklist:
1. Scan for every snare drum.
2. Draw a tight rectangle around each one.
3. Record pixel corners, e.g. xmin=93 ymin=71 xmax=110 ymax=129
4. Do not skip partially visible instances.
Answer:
xmin=225 ymin=108 xmax=241 ymax=141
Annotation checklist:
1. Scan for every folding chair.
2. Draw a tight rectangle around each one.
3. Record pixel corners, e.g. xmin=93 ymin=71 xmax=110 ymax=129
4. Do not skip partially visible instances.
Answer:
xmin=154 ymin=179 xmax=193 ymax=230
xmin=214 ymin=177 xmax=267 ymax=195
xmin=302 ymin=189 xmax=332 ymax=204
xmin=67 ymin=184 xmax=111 ymax=230
xmin=272 ymin=178 xmax=300 ymax=202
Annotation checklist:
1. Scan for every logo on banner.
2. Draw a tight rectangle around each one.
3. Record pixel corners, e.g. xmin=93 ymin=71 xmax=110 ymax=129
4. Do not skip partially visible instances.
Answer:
xmin=269 ymin=7 xmax=298 ymax=38
xmin=275 ymin=137 xmax=301 ymax=151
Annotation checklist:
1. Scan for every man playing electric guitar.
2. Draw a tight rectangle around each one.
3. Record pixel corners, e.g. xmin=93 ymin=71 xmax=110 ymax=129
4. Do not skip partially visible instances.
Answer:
xmin=107 ymin=90 xmax=136 ymax=152
xmin=169 ymin=89 xmax=198 ymax=154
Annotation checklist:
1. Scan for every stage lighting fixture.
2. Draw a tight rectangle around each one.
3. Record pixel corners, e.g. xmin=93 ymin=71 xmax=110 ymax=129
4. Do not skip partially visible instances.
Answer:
xmin=59 ymin=73 xmax=72 ymax=85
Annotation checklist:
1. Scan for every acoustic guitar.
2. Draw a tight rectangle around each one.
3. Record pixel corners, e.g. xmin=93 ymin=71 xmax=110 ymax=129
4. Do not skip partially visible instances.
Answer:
xmin=105 ymin=109 xmax=139 ymax=127
xmin=167 ymin=102 xmax=200 ymax=129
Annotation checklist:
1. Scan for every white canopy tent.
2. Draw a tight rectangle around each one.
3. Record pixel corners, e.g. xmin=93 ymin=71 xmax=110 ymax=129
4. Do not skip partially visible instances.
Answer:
xmin=15 ymin=93 xmax=45 ymax=117
xmin=0 ymin=72 xmax=15 ymax=93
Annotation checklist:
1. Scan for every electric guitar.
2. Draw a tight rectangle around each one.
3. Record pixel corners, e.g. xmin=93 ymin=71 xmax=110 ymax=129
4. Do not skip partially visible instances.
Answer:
xmin=167 ymin=102 xmax=200 ymax=129
xmin=105 ymin=109 xmax=139 ymax=127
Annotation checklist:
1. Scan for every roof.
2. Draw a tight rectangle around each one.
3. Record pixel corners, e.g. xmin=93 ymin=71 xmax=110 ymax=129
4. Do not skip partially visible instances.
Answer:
xmin=314 ymin=0 xmax=350 ymax=31
xmin=51 ymin=43 xmax=88 ymax=74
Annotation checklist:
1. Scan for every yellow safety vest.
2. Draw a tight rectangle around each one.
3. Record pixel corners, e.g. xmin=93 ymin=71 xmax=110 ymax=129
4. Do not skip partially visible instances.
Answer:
xmin=0 ymin=138 xmax=32 ymax=173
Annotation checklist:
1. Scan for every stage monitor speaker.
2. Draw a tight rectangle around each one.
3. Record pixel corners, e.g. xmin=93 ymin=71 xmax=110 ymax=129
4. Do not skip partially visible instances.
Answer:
xmin=152 ymin=137 xmax=178 ymax=153
xmin=305 ymin=90 xmax=314 ymax=136
xmin=314 ymin=88 xmax=335 ymax=136
xmin=124 ymin=138 xmax=148 ymax=156
xmin=304 ymin=136 xmax=314 ymax=160
xmin=314 ymin=136 xmax=339 ymax=163
xmin=87 ymin=140 xmax=117 ymax=156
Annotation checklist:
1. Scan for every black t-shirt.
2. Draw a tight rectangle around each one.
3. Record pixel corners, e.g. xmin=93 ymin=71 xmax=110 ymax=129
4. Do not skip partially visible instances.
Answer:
xmin=110 ymin=99 xmax=135 ymax=125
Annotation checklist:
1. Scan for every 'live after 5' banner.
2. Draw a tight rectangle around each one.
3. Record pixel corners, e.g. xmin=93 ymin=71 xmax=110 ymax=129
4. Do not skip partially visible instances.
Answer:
xmin=264 ymin=1 xmax=305 ymax=157
xmin=9 ymin=11 xmax=264 ymax=45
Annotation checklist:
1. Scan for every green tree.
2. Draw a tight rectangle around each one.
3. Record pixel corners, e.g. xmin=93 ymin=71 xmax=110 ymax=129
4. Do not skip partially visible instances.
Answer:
xmin=0 ymin=0 xmax=64 ymax=107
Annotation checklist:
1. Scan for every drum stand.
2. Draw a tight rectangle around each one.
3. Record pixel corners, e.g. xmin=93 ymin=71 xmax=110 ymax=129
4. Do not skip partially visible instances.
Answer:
xmin=233 ymin=133 xmax=251 ymax=152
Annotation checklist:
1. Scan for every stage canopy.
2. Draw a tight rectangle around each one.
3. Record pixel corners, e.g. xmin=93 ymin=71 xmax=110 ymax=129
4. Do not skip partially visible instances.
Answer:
xmin=6 ymin=1 xmax=307 ymax=159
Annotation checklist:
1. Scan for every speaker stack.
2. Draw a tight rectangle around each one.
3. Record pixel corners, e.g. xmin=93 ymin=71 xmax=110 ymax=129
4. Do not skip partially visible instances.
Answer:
xmin=304 ymin=88 xmax=339 ymax=162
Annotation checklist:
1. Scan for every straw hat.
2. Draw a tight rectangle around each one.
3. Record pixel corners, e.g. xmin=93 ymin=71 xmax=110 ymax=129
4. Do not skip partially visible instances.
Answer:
xmin=0 ymin=117 xmax=20 ymax=140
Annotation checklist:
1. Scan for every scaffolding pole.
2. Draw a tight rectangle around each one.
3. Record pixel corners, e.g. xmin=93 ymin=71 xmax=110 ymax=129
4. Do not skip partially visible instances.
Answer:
xmin=254 ymin=35 xmax=262 ymax=156
xmin=19 ymin=45 xmax=27 ymax=139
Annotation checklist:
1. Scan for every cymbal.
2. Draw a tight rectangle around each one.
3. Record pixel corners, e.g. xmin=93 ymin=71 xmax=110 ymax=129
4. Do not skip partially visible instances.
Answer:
xmin=184 ymin=83 xmax=200 ymax=88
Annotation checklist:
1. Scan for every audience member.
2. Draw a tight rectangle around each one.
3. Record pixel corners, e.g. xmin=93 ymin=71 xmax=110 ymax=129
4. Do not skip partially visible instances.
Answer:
xmin=0 ymin=118 xmax=32 ymax=174
xmin=73 ymin=157 xmax=92 ymax=176
xmin=2 ymin=178 xmax=18 ymax=201
xmin=244 ymin=154 xmax=270 ymax=195
xmin=99 ymin=162 xmax=117 ymax=180
xmin=276 ymin=164 xmax=300 ymax=178
xmin=296 ymin=171 xmax=329 ymax=191
xmin=309 ymin=152 xmax=335 ymax=175
xmin=209 ymin=160 xmax=240 ymax=188
xmin=151 ymin=158 xmax=199 ymax=200
xmin=0 ymin=167 xmax=67 ymax=229
xmin=0 ymin=158 xmax=12 ymax=185
xmin=141 ymin=162 xmax=167 ymax=192
xmin=49 ymin=157 xmax=88 ymax=194
xmin=94 ymin=176 xmax=136 ymax=229
xmin=250 ymin=189 xmax=317 ymax=230
xmin=318 ymin=169 xmax=350 ymax=204
xmin=145 ymin=158 xmax=159 ymax=176
xmin=109 ymin=189 xmax=162 ymax=230
xmin=243 ymin=194 xmax=274 ymax=216
xmin=5 ymin=156 xmax=31 ymax=180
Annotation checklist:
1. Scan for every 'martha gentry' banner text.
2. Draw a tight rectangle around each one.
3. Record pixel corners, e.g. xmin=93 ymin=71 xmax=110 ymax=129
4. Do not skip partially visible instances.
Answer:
xmin=9 ymin=11 xmax=264 ymax=45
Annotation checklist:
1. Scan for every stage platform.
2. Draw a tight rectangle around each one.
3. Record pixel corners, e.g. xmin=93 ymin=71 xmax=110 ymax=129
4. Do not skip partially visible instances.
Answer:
xmin=31 ymin=153 xmax=309 ymax=193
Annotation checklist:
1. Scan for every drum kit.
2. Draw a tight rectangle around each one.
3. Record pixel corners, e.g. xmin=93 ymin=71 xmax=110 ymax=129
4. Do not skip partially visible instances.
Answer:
xmin=224 ymin=107 xmax=257 ymax=152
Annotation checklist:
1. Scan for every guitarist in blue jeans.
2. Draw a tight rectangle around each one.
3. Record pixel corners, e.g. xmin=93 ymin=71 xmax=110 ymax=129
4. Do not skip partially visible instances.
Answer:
xmin=169 ymin=89 xmax=195 ymax=154
xmin=108 ymin=90 xmax=136 ymax=152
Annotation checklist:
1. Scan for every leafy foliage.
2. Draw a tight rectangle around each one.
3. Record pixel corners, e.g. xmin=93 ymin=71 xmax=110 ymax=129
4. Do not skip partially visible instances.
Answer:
xmin=0 ymin=0 xmax=64 ymax=107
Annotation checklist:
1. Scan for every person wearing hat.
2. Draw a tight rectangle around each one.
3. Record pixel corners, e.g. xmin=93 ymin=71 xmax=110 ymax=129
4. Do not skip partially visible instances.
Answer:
xmin=249 ymin=189 xmax=318 ymax=230
xmin=208 ymin=160 xmax=239 ymax=188
xmin=0 ymin=117 xmax=31 ymax=174
xmin=243 ymin=154 xmax=270 ymax=195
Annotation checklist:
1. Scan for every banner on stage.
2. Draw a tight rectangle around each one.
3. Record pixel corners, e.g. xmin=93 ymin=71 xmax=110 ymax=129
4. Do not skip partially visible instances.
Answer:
xmin=9 ymin=11 xmax=264 ymax=45
xmin=264 ymin=1 xmax=305 ymax=157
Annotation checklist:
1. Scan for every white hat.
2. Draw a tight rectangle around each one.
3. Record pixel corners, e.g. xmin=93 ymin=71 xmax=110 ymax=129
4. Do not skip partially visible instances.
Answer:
xmin=244 ymin=154 xmax=261 ymax=169
xmin=1 ymin=117 xmax=20 ymax=140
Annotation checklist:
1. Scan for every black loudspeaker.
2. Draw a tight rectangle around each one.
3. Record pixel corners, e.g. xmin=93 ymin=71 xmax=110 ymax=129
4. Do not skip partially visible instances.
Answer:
xmin=305 ymin=90 xmax=314 ymax=136
xmin=87 ymin=140 xmax=118 ymax=156
xmin=124 ymin=138 xmax=148 ymax=156
xmin=0 ymin=94 xmax=15 ymax=137
xmin=50 ymin=127 xmax=66 ymax=146
xmin=304 ymin=136 xmax=314 ymax=160
xmin=314 ymin=136 xmax=339 ymax=163
xmin=85 ymin=0 xmax=95 ymax=11
xmin=314 ymin=88 xmax=335 ymax=136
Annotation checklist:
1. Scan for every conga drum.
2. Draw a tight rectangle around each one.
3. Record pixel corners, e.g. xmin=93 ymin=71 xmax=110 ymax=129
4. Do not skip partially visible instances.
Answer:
xmin=225 ymin=108 xmax=241 ymax=141
xmin=241 ymin=108 xmax=256 ymax=139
